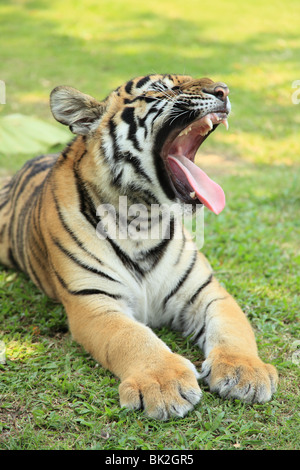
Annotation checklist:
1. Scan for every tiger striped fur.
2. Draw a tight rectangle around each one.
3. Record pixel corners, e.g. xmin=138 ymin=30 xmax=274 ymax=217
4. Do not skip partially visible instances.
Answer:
xmin=0 ymin=74 xmax=277 ymax=419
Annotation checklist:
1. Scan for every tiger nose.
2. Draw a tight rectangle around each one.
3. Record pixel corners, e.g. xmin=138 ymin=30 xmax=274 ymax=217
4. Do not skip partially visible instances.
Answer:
xmin=213 ymin=84 xmax=229 ymax=101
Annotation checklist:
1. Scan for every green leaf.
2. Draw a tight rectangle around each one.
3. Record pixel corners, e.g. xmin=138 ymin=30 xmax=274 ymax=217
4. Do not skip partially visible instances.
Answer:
xmin=0 ymin=114 xmax=70 ymax=156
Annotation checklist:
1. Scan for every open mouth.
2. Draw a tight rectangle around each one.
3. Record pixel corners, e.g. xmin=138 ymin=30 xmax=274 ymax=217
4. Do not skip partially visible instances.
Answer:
xmin=162 ymin=112 xmax=229 ymax=214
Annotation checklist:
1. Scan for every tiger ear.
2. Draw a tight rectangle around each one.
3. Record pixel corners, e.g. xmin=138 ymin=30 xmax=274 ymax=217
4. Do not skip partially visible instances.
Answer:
xmin=50 ymin=86 xmax=104 ymax=135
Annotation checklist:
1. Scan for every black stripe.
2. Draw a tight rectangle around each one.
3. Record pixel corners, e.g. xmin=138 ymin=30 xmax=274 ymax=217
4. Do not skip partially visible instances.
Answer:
xmin=8 ymin=156 xmax=53 ymax=220
xmin=96 ymin=199 xmax=172 ymax=276
xmin=0 ymin=197 xmax=9 ymax=211
xmin=23 ymin=191 xmax=49 ymax=285
xmin=203 ymin=296 xmax=228 ymax=315
xmin=163 ymin=250 xmax=197 ymax=309
xmin=0 ymin=223 xmax=6 ymax=240
xmin=0 ymin=178 xmax=12 ymax=210
xmin=26 ymin=251 xmax=45 ymax=292
xmin=8 ymin=248 xmax=21 ymax=270
xmin=193 ymin=297 xmax=228 ymax=342
xmin=51 ymin=185 xmax=104 ymax=267
xmin=190 ymin=274 xmax=213 ymax=304
xmin=125 ymin=95 xmax=158 ymax=105
xmin=107 ymin=117 xmax=150 ymax=183
xmin=95 ymin=205 xmax=145 ymax=278
xmin=174 ymin=229 xmax=186 ymax=266
xmin=104 ymin=234 xmax=144 ymax=279
xmin=194 ymin=296 xmax=228 ymax=351
xmin=130 ymin=218 xmax=175 ymax=272
xmin=123 ymin=151 xmax=152 ymax=183
xmin=25 ymin=183 xmax=44 ymax=244
xmin=0 ymin=178 xmax=12 ymax=191
xmin=137 ymin=103 xmax=160 ymax=136
xmin=52 ymin=236 xmax=120 ymax=283
xmin=125 ymin=80 xmax=134 ymax=94
xmin=53 ymin=268 xmax=121 ymax=300
xmin=61 ymin=137 xmax=77 ymax=159
xmin=28 ymin=231 xmax=48 ymax=272
xmin=107 ymin=118 xmax=119 ymax=165
xmin=112 ymin=168 xmax=123 ymax=187
xmin=125 ymin=183 xmax=159 ymax=205
xmin=3 ymin=172 xmax=24 ymax=210
xmin=136 ymin=75 xmax=151 ymax=89
xmin=13 ymin=157 xmax=56 ymax=205
xmin=145 ymin=218 xmax=175 ymax=270
xmin=32 ymin=189 xmax=48 ymax=252
xmin=7 ymin=156 xmax=47 ymax=204
xmin=121 ymin=107 xmax=142 ymax=152
xmin=15 ymin=181 xmax=44 ymax=271
xmin=193 ymin=324 xmax=206 ymax=345
xmin=177 ymin=273 xmax=214 ymax=326
xmin=152 ymin=149 xmax=175 ymax=201
xmin=73 ymin=154 xmax=99 ymax=228
xmin=121 ymin=107 xmax=135 ymax=125
xmin=72 ymin=289 xmax=121 ymax=298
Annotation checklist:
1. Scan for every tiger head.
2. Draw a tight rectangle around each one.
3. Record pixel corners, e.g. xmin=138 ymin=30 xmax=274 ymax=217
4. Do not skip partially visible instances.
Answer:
xmin=50 ymin=74 xmax=230 ymax=214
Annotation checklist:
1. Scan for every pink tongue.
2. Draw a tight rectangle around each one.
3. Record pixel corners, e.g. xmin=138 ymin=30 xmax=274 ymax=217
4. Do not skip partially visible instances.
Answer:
xmin=168 ymin=155 xmax=225 ymax=214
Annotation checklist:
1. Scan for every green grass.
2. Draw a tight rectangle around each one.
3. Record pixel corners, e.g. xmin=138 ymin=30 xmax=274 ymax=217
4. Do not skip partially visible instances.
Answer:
xmin=0 ymin=0 xmax=299 ymax=451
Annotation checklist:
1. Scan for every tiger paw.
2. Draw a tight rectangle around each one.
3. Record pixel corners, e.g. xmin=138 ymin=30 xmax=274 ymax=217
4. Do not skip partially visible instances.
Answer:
xmin=200 ymin=348 xmax=278 ymax=403
xmin=119 ymin=354 xmax=202 ymax=420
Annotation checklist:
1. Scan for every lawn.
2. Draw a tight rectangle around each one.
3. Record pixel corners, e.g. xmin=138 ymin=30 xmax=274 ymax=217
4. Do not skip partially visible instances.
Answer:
xmin=0 ymin=0 xmax=299 ymax=451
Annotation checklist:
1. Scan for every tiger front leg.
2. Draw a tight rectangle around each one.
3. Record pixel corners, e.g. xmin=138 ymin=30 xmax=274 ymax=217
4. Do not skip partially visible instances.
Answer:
xmin=64 ymin=296 xmax=202 ymax=420
xmin=192 ymin=281 xmax=278 ymax=403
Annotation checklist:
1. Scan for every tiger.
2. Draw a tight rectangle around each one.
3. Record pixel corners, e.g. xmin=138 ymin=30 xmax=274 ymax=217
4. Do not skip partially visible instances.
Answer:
xmin=0 ymin=74 xmax=278 ymax=420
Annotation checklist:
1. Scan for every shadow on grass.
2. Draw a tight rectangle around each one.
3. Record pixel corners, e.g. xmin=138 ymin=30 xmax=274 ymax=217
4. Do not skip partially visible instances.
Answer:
xmin=0 ymin=267 xmax=68 ymax=337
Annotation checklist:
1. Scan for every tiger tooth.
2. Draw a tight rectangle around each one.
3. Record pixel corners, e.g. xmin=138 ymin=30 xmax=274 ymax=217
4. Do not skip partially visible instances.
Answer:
xmin=222 ymin=119 xmax=229 ymax=130
xmin=190 ymin=191 xmax=196 ymax=199
xmin=178 ymin=126 xmax=192 ymax=137
xmin=201 ymin=127 xmax=210 ymax=136
xmin=203 ymin=116 xmax=213 ymax=130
